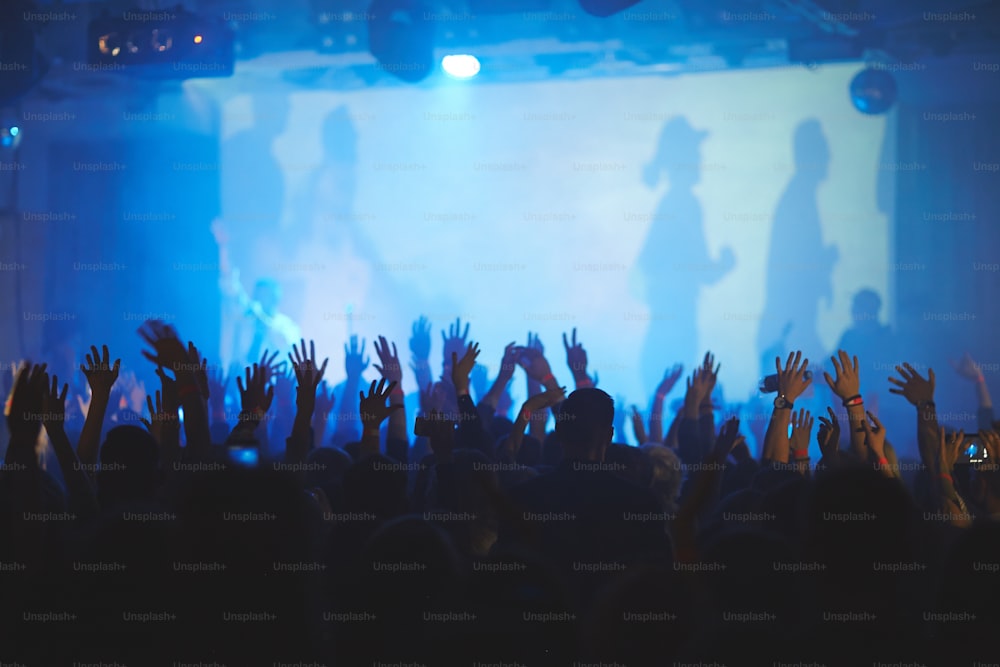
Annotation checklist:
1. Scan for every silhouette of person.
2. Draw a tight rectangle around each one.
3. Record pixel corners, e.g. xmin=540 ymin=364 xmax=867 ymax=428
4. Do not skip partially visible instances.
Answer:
xmin=636 ymin=117 xmax=734 ymax=395
xmin=757 ymin=119 xmax=838 ymax=364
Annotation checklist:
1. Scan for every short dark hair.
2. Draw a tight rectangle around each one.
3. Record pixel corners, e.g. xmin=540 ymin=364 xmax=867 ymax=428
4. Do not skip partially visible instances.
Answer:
xmin=555 ymin=388 xmax=614 ymax=449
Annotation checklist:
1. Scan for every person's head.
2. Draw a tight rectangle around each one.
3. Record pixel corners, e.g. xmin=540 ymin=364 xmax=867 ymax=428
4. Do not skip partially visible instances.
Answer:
xmin=555 ymin=388 xmax=615 ymax=462
xmin=98 ymin=425 xmax=161 ymax=505
xmin=793 ymin=118 xmax=829 ymax=180
xmin=641 ymin=443 xmax=683 ymax=510
xmin=252 ymin=278 xmax=281 ymax=315
xmin=851 ymin=288 xmax=882 ymax=326
xmin=643 ymin=116 xmax=707 ymax=189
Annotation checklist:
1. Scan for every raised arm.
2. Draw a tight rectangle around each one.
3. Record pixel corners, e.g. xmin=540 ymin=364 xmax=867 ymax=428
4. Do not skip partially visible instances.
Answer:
xmin=41 ymin=372 xmax=98 ymax=518
xmin=888 ymin=363 xmax=938 ymax=470
xmin=761 ymin=351 xmax=812 ymax=464
xmin=649 ymin=364 xmax=683 ymax=443
xmin=373 ymin=336 xmax=408 ymax=460
xmin=287 ymin=339 xmax=328 ymax=464
xmin=409 ymin=316 xmax=433 ymax=412
xmin=823 ymin=350 xmax=866 ymax=463
xmin=788 ymin=408 xmax=814 ymax=476
xmin=332 ymin=336 xmax=368 ymax=447
xmin=358 ymin=379 xmax=403 ymax=459
xmin=563 ymin=328 xmax=598 ymax=390
xmin=480 ymin=342 xmax=518 ymax=415
xmin=76 ymin=345 xmax=121 ymax=471
xmin=816 ymin=406 xmax=842 ymax=472
xmin=506 ymin=385 xmax=566 ymax=461
xmin=138 ymin=321 xmax=213 ymax=456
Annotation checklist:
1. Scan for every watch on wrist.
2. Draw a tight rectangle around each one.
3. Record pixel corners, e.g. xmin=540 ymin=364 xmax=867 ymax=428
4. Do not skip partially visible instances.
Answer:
xmin=774 ymin=395 xmax=794 ymax=410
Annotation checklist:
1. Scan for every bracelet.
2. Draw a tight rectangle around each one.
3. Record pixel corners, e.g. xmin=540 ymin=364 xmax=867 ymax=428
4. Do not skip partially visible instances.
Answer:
xmin=791 ymin=449 xmax=809 ymax=459
xmin=876 ymin=457 xmax=889 ymax=467
xmin=576 ymin=377 xmax=593 ymax=388
xmin=938 ymin=473 xmax=954 ymax=483
xmin=541 ymin=373 xmax=555 ymax=384
xmin=521 ymin=409 xmax=532 ymax=422
xmin=842 ymin=395 xmax=863 ymax=407
xmin=976 ymin=375 xmax=986 ymax=384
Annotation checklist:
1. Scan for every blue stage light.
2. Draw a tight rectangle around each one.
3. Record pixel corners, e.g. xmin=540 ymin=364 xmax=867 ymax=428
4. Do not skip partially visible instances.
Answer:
xmin=442 ymin=54 xmax=480 ymax=79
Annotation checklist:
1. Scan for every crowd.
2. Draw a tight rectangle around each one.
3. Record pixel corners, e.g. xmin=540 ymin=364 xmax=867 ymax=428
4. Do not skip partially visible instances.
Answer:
xmin=1 ymin=317 xmax=998 ymax=666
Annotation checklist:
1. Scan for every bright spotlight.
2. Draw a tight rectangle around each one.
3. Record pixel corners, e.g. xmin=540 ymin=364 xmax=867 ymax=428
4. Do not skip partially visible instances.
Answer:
xmin=442 ymin=54 xmax=480 ymax=79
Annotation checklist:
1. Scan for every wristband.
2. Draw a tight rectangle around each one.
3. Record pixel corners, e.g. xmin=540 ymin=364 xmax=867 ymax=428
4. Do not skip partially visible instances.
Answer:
xmin=521 ymin=409 xmax=532 ymax=422
xmin=976 ymin=375 xmax=986 ymax=384
xmin=876 ymin=457 xmax=889 ymax=467
xmin=178 ymin=384 xmax=201 ymax=399
xmin=541 ymin=373 xmax=555 ymax=385
xmin=842 ymin=395 xmax=863 ymax=407
xmin=363 ymin=426 xmax=380 ymax=437
xmin=792 ymin=449 xmax=809 ymax=459
xmin=576 ymin=377 xmax=593 ymax=388
xmin=938 ymin=472 xmax=954 ymax=484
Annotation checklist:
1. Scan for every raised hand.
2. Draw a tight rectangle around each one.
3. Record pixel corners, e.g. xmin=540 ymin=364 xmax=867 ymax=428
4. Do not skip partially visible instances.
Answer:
xmin=936 ymin=427 xmax=964 ymax=476
xmin=289 ymin=339 xmax=329 ymax=405
xmin=656 ymin=364 xmax=684 ymax=399
xmin=699 ymin=351 xmax=721 ymax=397
xmin=816 ymin=406 xmax=841 ymax=460
xmin=7 ymin=362 xmax=47 ymax=444
xmin=523 ymin=384 xmax=566 ymax=413
xmin=410 ymin=316 xmax=432 ymax=365
xmin=563 ymin=328 xmax=595 ymax=387
xmin=314 ymin=380 xmax=335 ymax=421
xmin=80 ymin=344 xmax=120 ymax=398
xmin=950 ymin=352 xmax=985 ymax=383
xmin=236 ymin=362 xmax=275 ymax=428
xmin=861 ymin=410 xmax=888 ymax=465
xmin=140 ymin=390 xmax=171 ymax=443
xmin=441 ymin=318 xmax=471 ymax=371
xmin=451 ymin=342 xmax=481 ymax=397
xmin=344 ymin=335 xmax=370 ymax=380
xmin=979 ymin=430 xmax=1000 ymax=470
xmin=682 ymin=368 xmax=713 ymax=418
xmin=789 ymin=408 xmax=813 ymax=458
xmin=712 ymin=416 xmax=742 ymax=461
xmin=631 ymin=406 xmax=648 ymax=444
xmin=526 ymin=331 xmax=544 ymax=355
xmin=517 ymin=347 xmax=556 ymax=387
xmin=888 ymin=363 xmax=935 ymax=407
xmin=777 ymin=350 xmax=813 ymax=404
xmin=360 ymin=378 xmax=403 ymax=433
xmin=186 ymin=341 xmax=210 ymax=400
xmin=496 ymin=342 xmax=519 ymax=383
xmin=373 ymin=336 xmax=402 ymax=383
xmin=823 ymin=349 xmax=860 ymax=402
xmin=138 ymin=320 xmax=190 ymax=375
xmin=41 ymin=372 xmax=69 ymax=432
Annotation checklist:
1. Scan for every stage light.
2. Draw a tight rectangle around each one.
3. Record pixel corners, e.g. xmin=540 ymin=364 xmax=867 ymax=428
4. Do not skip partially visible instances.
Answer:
xmin=1 ymin=125 xmax=22 ymax=150
xmin=442 ymin=54 xmax=480 ymax=79
xmin=368 ymin=0 xmax=435 ymax=83
xmin=850 ymin=67 xmax=897 ymax=115
xmin=88 ymin=8 xmax=234 ymax=79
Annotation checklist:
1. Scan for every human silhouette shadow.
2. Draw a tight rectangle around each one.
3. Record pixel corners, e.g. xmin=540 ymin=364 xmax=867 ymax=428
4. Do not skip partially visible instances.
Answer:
xmin=636 ymin=117 xmax=734 ymax=395
xmin=757 ymin=119 xmax=839 ymax=363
